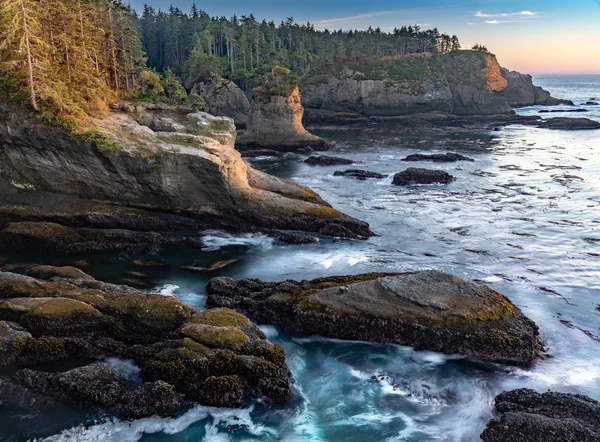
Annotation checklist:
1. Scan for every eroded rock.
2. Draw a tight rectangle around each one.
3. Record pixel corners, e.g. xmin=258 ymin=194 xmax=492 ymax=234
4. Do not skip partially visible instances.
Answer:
xmin=401 ymin=153 xmax=474 ymax=163
xmin=206 ymin=270 xmax=541 ymax=364
xmin=481 ymin=388 xmax=600 ymax=441
xmin=392 ymin=168 xmax=455 ymax=185
xmin=540 ymin=117 xmax=600 ymax=130
xmin=333 ymin=169 xmax=386 ymax=180
xmin=305 ymin=155 xmax=354 ymax=166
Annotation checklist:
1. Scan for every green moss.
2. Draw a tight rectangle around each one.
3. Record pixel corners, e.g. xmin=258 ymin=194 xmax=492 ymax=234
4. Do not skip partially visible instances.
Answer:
xmin=474 ymin=329 xmax=523 ymax=348
xmin=306 ymin=206 xmax=344 ymax=218
xmin=181 ymin=323 xmax=249 ymax=350
xmin=108 ymin=293 xmax=191 ymax=328
xmin=73 ymin=130 xmax=120 ymax=152
xmin=240 ymin=343 xmax=286 ymax=366
xmin=456 ymin=295 xmax=516 ymax=323
xmin=27 ymin=298 xmax=101 ymax=317
xmin=9 ymin=336 xmax=68 ymax=361
xmin=26 ymin=265 xmax=90 ymax=281
xmin=188 ymin=308 xmax=251 ymax=327
xmin=4 ymin=222 xmax=67 ymax=237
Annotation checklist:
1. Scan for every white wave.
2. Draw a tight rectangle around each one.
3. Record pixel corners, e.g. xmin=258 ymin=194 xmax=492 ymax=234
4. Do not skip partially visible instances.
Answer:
xmin=102 ymin=358 xmax=141 ymax=383
xmin=39 ymin=405 xmax=274 ymax=442
xmin=155 ymin=284 xmax=179 ymax=296
xmin=259 ymin=325 xmax=279 ymax=339
xmin=201 ymin=231 xmax=273 ymax=251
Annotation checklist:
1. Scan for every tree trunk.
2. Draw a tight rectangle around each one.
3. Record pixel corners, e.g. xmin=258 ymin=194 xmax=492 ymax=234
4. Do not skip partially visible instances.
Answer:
xmin=19 ymin=0 xmax=38 ymax=111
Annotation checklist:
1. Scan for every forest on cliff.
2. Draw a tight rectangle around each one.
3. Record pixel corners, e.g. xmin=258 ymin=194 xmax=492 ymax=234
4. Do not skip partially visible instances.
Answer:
xmin=0 ymin=0 xmax=460 ymax=120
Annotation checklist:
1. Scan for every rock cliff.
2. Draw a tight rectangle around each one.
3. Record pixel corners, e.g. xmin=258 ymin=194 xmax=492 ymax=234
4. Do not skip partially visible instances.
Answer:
xmin=0 ymin=101 xmax=371 ymax=244
xmin=192 ymin=78 xmax=252 ymax=128
xmin=301 ymin=50 xmax=569 ymax=118
xmin=236 ymin=71 xmax=327 ymax=151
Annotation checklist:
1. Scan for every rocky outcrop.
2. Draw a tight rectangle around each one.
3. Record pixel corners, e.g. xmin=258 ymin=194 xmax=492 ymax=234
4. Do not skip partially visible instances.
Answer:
xmin=237 ymin=71 xmax=327 ymax=151
xmin=481 ymin=389 xmax=600 ymax=441
xmin=305 ymin=155 xmax=354 ymax=166
xmin=392 ymin=168 xmax=455 ymax=185
xmin=0 ymin=101 xmax=372 ymax=242
xmin=302 ymin=53 xmax=453 ymax=117
xmin=192 ymin=78 xmax=251 ymax=128
xmin=539 ymin=117 xmax=600 ymax=130
xmin=206 ymin=270 xmax=541 ymax=364
xmin=500 ymin=68 xmax=573 ymax=107
xmin=401 ymin=153 xmax=474 ymax=162
xmin=0 ymin=266 xmax=290 ymax=417
xmin=442 ymin=51 xmax=512 ymax=115
xmin=333 ymin=169 xmax=387 ymax=180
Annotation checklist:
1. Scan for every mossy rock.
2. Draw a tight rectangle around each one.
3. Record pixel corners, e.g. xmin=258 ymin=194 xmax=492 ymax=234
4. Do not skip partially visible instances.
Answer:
xmin=26 ymin=265 xmax=94 ymax=282
xmin=0 ymin=297 xmax=101 ymax=317
xmin=187 ymin=308 xmax=251 ymax=328
xmin=108 ymin=293 xmax=192 ymax=330
xmin=181 ymin=323 xmax=249 ymax=350
xmin=4 ymin=222 xmax=67 ymax=237
xmin=305 ymin=206 xmax=344 ymax=218
xmin=197 ymin=375 xmax=245 ymax=407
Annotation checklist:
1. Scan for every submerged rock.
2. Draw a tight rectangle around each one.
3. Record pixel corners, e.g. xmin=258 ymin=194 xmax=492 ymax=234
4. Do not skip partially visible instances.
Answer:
xmin=333 ymin=169 xmax=386 ymax=180
xmin=539 ymin=117 xmax=600 ymax=130
xmin=392 ymin=168 xmax=455 ymax=185
xmin=206 ymin=270 xmax=541 ymax=364
xmin=305 ymin=155 xmax=354 ymax=166
xmin=0 ymin=266 xmax=290 ymax=415
xmin=538 ymin=108 xmax=587 ymax=113
xmin=481 ymin=388 xmax=600 ymax=441
xmin=401 ymin=153 xmax=474 ymax=163
xmin=277 ymin=232 xmax=318 ymax=244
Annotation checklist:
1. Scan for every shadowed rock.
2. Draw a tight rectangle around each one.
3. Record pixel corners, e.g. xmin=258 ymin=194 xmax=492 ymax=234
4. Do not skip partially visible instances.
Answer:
xmin=401 ymin=153 xmax=474 ymax=163
xmin=305 ymin=155 xmax=354 ymax=166
xmin=333 ymin=169 xmax=386 ymax=180
xmin=278 ymin=232 xmax=318 ymax=244
xmin=206 ymin=270 xmax=541 ymax=364
xmin=540 ymin=117 xmax=600 ymax=130
xmin=481 ymin=388 xmax=600 ymax=441
xmin=392 ymin=168 xmax=455 ymax=185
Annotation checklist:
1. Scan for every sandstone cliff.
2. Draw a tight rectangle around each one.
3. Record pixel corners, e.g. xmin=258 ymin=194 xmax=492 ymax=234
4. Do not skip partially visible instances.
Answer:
xmin=0 ymin=102 xmax=371 ymax=240
xmin=236 ymin=71 xmax=327 ymax=151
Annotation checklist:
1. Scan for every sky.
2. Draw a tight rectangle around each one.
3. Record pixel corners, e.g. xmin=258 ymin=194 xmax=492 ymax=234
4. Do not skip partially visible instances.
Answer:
xmin=130 ymin=0 xmax=600 ymax=74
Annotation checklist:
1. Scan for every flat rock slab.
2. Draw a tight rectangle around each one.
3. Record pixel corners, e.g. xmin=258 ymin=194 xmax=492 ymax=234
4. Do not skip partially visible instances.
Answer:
xmin=481 ymin=388 xmax=600 ymax=441
xmin=401 ymin=153 xmax=475 ymax=163
xmin=540 ymin=117 xmax=600 ymax=130
xmin=333 ymin=169 xmax=386 ymax=180
xmin=305 ymin=155 xmax=354 ymax=166
xmin=393 ymin=168 xmax=455 ymax=185
xmin=206 ymin=270 xmax=541 ymax=364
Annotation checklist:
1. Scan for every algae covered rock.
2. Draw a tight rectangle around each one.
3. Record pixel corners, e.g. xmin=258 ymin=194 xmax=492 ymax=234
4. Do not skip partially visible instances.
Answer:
xmin=481 ymin=388 xmax=600 ymax=441
xmin=392 ymin=168 xmax=455 ymax=185
xmin=0 ymin=267 xmax=291 ymax=416
xmin=207 ymin=270 xmax=541 ymax=364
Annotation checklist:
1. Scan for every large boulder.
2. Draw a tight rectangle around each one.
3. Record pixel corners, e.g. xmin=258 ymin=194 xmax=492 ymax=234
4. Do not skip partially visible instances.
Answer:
xmin=539 ymin=117 xmax=600 ymax=130
xmin=481 ymin=389 xmax=600 ymax=441
xmin=192 ymin=78 xmax=251 ymax=128
xmin=392 ymin=168 xmax=455 ymax=185
xmin=0 ymin=101 xmax=371 ymax=240
xmin=206 ymin=270 xmax=541 ymax=364
xmin=442 ymin=51 xmax=513 ymax=115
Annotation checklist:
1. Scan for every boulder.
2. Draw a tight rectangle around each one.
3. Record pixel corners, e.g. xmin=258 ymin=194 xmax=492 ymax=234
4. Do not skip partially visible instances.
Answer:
xmin=392 ymin=168 xmax=455 ymax=185
xmin=333 ymin=169 xmax=387 ymax=180
xmin=540 ymin=117 xmax=600 ymax=130
xmin=206 ymin=270 xmax=541 ymax=364
xmin=192 ymin=78 xmax=251 ymax=128
xmin=305 ymin=155 xmax=354 ymax=166
xmin=481 ymin=388 xmax=600 ymax=441
xmin=585 ymin=101 xmax=599 ymax=106
xmin=401 ymin=153 xmax=474 ymax=162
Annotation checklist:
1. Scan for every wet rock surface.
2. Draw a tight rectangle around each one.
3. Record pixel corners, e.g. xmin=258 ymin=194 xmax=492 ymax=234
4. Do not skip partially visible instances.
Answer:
xmin=481 ymin=388 xmax=600 ymax=441
xmin=333 ymin=169 xmax=387 ymax=180
xmin=392 ymin=168 xmax=456 ymax=185
xmin=0 ymin=266 xmax=290 ymax=418
xmin=401 ymin=153 xmax=474 ymax=163
xmin=206 ymin=270 xmax=541 ymax=364
xmin=277 ymin=232 xmax=318 ymax=244
xmin=305 ymin=155 xmax=354 ymax=166
xmin=539 ymin=117 xmax=600 ymax=130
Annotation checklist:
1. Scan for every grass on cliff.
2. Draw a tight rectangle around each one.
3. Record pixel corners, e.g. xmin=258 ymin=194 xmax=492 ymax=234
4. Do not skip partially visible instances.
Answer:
xmin=42 ymin=115 xmax=120 ymax=153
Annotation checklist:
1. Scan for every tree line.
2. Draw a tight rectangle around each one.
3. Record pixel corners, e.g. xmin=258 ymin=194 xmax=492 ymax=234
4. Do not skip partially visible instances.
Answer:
xmin=139 ymin=6 xmax=461 ymax=87
xmin=0 ymin=0 xmax=462 ymax=120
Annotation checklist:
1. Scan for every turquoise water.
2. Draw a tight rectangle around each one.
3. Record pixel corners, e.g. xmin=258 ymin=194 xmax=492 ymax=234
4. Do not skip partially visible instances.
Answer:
xmin=5 ymin=76 xmax=600 ymax=441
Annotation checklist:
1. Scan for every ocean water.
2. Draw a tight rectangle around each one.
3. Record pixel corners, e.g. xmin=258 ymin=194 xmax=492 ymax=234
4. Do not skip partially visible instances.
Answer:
xmin=3 ymin=75 xmax=600 ymax=442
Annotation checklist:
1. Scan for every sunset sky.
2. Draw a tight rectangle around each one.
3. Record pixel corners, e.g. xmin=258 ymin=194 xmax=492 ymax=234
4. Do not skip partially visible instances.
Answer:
xmin=132 ymin=0 xmax=600 ymax=74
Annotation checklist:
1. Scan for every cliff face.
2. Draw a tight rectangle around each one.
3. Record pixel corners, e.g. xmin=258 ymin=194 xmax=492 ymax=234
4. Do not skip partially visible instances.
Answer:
xmin=442 ymin=51 xmax=512 ymax=115
xmin=237 ymin=72 xmax=327 ymax=150
xmin=0 ymin=102 xmax=371 ymax=238
xmin=192 ymin=78 xmax=251 ymax=128
xmin=302 ymin=54 xmax=453 ymax=116
xmin=500 ymin=68 xmax=573 ymax=107
xmin=301 ymin=50 xmax=568 ymax=118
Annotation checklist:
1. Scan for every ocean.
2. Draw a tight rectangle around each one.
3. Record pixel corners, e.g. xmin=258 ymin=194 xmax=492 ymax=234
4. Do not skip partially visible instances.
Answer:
xmin=3 ymin=75 xmax=600 ymax=442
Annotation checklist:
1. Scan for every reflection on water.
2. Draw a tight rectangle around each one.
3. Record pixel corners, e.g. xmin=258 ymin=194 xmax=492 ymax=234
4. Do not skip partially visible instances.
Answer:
xmin=4 ymin=116 xmax=600 ymax=441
